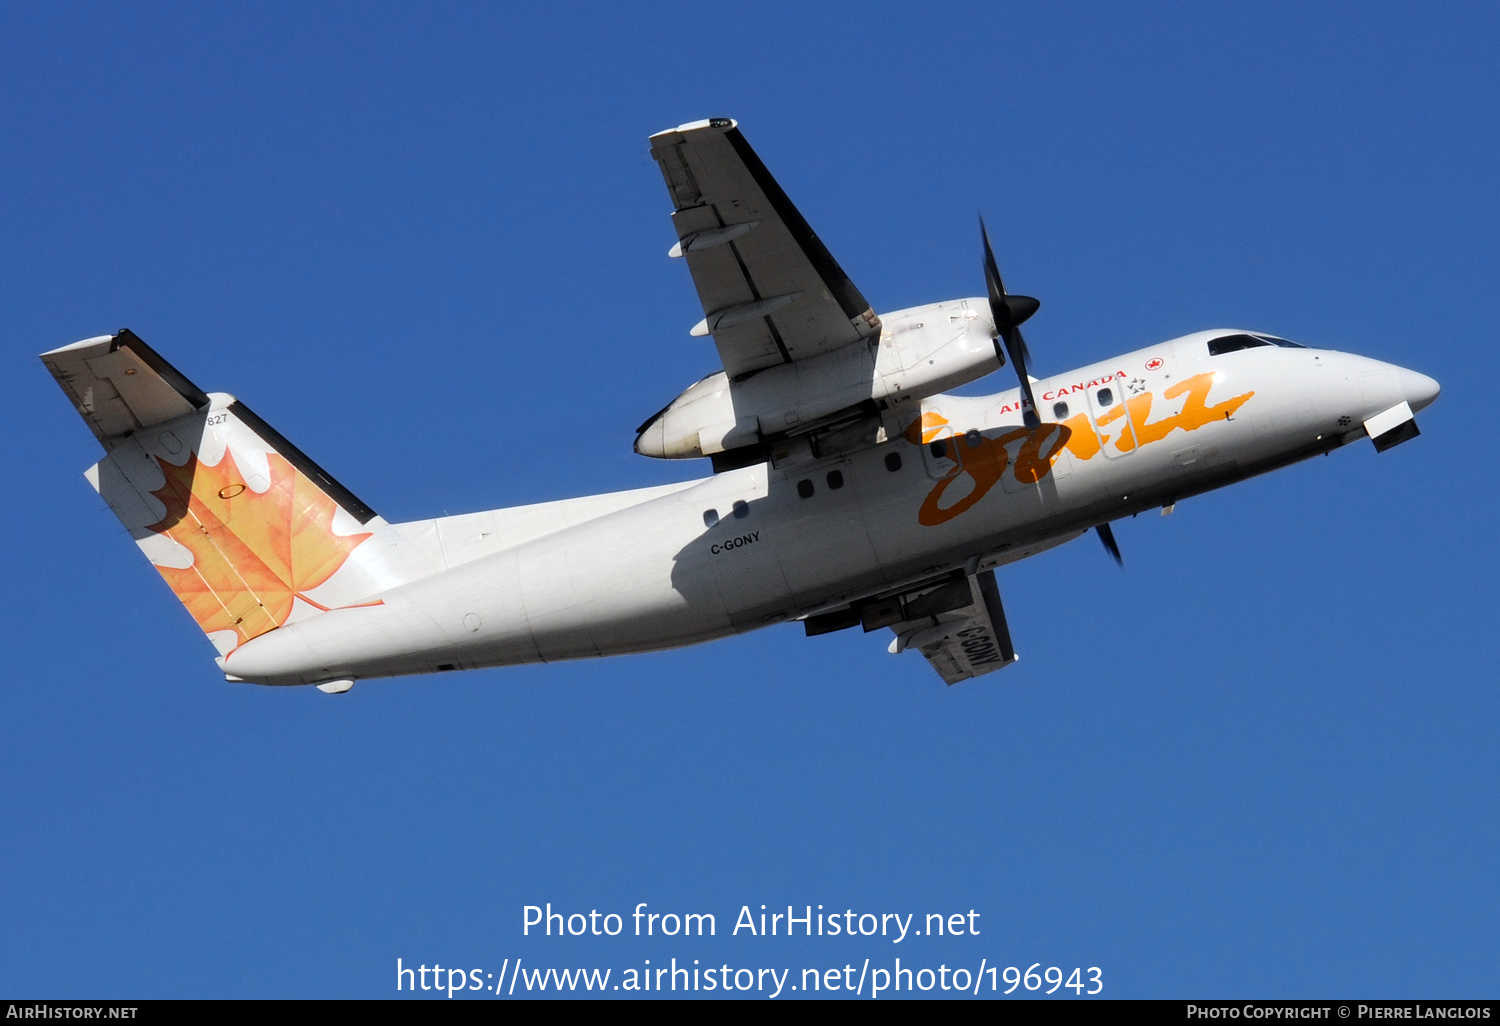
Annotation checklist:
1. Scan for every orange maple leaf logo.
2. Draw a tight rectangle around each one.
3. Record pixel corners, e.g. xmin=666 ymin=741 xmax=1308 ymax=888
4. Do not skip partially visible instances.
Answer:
xmin=146 ymin=448 xmax=372 ymax=646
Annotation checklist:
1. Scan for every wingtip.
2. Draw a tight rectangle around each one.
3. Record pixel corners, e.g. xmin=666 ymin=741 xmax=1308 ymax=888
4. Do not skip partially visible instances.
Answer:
xmin=651 ymin=117 xmax=737 ymax=139
xmin=39 ymin=333 xmax=116 ymax=359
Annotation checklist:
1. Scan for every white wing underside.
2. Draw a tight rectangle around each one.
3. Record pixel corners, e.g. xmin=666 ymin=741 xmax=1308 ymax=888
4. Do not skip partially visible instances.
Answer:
xmin=889 ymin=571 xmax=1019 ymax=685
xmin=649 ymin=119 xmax=880 ymax=379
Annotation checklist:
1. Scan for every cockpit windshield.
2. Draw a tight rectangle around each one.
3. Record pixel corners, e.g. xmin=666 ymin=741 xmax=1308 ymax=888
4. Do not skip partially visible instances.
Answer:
xmin=1207 ymin=333 xmax=1307 ymax=356
xmin=1255 ymin=333 xmax=1305 ymax=348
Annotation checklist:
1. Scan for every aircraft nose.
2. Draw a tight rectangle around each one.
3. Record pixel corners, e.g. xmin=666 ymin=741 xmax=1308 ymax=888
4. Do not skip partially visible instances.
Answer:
xmin=1397 ymin=367 xmax=1441 ymax=413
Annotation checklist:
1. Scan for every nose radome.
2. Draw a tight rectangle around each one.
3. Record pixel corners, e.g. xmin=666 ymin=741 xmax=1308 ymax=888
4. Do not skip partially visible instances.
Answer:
xmin=1398 ymin=367 xmax=1441 ymax=413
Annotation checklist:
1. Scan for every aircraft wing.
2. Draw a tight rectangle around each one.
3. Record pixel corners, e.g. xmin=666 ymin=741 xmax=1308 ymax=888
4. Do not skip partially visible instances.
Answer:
xmin=889 ymin=570 xmax=1019 ymax=685
xmin=650 ymin=118 xmax=881 ymax=379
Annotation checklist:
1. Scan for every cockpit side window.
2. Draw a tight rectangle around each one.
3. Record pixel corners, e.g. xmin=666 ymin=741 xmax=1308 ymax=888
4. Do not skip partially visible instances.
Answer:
xmin=1208 ymin=333 xmax=1308 ymax=356
xmin=1208 ymin=334 xmax=1272 ymax=356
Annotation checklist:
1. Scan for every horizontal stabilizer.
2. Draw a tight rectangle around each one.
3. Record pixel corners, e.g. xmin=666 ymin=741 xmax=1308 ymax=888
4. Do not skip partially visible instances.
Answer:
xmin=41 ymin=330 xmax=210 ymax=440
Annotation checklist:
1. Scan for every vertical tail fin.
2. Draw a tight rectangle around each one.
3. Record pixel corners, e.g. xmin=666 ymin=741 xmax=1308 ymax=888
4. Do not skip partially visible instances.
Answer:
xmin=43 ymin=331 xmax=434 ymax=656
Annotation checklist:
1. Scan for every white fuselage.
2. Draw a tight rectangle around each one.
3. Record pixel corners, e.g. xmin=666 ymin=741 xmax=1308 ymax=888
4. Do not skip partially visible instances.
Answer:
xmin=221 ymin=330 xmax=1437 ymax=686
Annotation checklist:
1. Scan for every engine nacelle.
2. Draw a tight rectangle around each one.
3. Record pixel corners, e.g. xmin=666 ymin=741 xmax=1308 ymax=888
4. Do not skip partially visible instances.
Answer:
xmin=635 ymin=298 xmax=999 ymax=460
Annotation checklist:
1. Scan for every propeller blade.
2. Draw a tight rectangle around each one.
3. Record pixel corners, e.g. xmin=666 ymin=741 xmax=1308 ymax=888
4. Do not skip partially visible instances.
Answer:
xmin=980 ymin=216 xmax=1040 ymax=420
xmin=1009 ymin=321 xmax=1034 ymax=369
xmin=1003 ymin=328 xmax=1038 ymax=420
xmin=1008 ymin=321 xmax=1037 ymax=386
xmin=1096 ymin=522 xmax=1124 ymax=568
xmin=980 ymin=215 xmax=1007 ymax=299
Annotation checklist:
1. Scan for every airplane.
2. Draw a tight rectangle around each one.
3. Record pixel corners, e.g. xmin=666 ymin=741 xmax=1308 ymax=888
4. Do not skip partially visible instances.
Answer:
xmin=41 ymin=117 xmax=1439 ymax=694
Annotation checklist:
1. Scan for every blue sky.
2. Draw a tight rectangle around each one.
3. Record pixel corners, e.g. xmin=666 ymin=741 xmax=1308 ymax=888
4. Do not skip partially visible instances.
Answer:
xmin=2 ymin=1 xmax=1496 ymax=999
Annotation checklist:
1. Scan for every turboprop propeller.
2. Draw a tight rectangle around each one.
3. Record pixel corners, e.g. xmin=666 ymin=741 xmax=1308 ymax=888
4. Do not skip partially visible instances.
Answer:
xmin=981 ymin=216 xmax=1040 ymax=425
xmin=980 ymin=216 xmax=1124 ymax=570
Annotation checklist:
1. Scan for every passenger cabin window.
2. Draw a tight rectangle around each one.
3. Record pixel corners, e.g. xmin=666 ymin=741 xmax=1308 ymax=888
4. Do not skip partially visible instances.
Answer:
xmin=1053 ymin=401 xmax=1069 ymax=419
xmin=703 ymin=508 xmax=719 ymax=527
xmin=885 ymin=452 xmax=902 ymax=472
xmin=826 ymin=470 xmax=844 ymax=490
xmin=797 ymin=479 xmax=815 ymax=499
xmin=929 ymin=438 xmax=948 ymax=459
xmin=965 ymin=429 xmax=982 ymax=448
xmin=1097 ymin=387 xmax=1114 ymax=407
xmin=732 ymin=500 xmax=749 ymax=519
